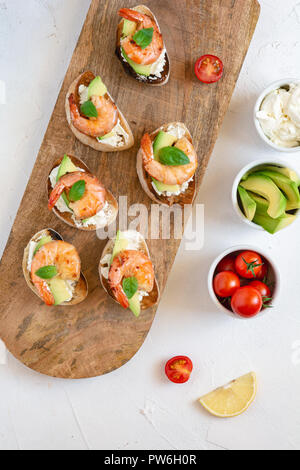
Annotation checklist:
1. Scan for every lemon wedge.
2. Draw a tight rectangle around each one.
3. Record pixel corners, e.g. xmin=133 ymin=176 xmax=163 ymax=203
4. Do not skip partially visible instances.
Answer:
xmin=199 ymin=372 xmax=257 ymax=418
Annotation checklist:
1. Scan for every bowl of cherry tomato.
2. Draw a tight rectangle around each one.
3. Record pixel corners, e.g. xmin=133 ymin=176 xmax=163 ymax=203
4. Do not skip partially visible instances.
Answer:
xmin=208 ymin=246 xmax=280 ymax=319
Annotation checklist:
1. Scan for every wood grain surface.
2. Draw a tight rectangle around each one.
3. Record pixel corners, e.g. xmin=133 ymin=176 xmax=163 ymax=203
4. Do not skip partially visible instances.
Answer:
xmin=0 ymin=0 xmax=260 ymax=379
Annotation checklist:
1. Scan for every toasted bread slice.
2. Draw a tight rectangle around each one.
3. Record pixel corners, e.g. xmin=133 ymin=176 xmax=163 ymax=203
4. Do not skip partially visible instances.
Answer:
xmin=65 ymin=71 xmax=134 ymax=152
xmin=99 ymin=231 xmax=160 ymax=311
xmin=137 ymin=122 xmax=197 ymax=206
xmin=23 ymin=229 xmax=88 ymax=306
xmin=116 ymin=5 xmax=170 ymax=86
xmin=47 ymin=155 xmax=118 ymax=231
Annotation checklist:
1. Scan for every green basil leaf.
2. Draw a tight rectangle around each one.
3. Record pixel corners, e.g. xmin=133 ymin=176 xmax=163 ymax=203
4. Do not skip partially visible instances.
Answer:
xmin=123 ymin=277 xmax=138 ymax=300
xmin=68 ymin=180 xmax=86 ymax=202
xmin=133 ymin=27 xmax=154 ymax=49
xmin=159 ymin=147 xmax=190 ymax=166
xmin=80 ymin=101 xmax=98 ymax=118
xmin=35 ymin=266 xmax=57 ymax=280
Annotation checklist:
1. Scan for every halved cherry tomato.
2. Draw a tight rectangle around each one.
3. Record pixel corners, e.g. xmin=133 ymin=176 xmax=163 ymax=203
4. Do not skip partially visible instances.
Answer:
xmin=235 ymin=251 xmax=264 ymax=279
xmin=231 ymin=286 xmax=263 ymax=318
xmin=195 ymin=55 xmax=224 ymax=83
xmin=213 ymin=271 xmax=240 ymax=298
xmin=216 ymin=255 xmax=236 ymax=274
xmin=165 ymin=356 xmax=193 ymax=384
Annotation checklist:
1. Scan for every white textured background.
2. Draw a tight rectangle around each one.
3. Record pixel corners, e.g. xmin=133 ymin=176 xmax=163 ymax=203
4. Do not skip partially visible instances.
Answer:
xmin=1 ymin=0 xmax=300 ymax=451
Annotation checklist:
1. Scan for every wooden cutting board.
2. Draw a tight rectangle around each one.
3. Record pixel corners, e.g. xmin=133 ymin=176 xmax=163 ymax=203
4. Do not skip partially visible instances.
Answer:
xmin=0 ymin=0 xmax=260 ymax=379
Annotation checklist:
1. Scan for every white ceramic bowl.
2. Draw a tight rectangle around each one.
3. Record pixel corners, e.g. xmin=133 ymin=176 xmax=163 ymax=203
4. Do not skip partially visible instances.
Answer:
xmin=254 ymin=78 xmax=300 ymax=153
xmin=207 ymin=245 xmax=281 ymax=319
xmin=232 ymin=158 xmax=300 ymax=233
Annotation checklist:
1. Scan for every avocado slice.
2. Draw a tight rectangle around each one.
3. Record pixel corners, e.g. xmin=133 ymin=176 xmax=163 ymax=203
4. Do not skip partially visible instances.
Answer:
xmin=111 ymin=231 xmax=129 ymax=263
xmin=48 ymin=278 xmax=72 ymax=306
xmin=259 ymin=166 xmax=300 ymax=186
xmin=248 ymin=192 xmax=296 ymax=233
xmin=98 ymin=130 xmax=115 ymax=141
xmin=237 ymin=186 xmax=257 ymax=221
xmin=153 ymin=131 xmax=177 ymax=160
xmin=121 ymin=47 xmax=152 ymax=76
xmin=33 ymin=236 xmax=52 ymax=256
xmin=56 ymin=155 xmax=77 ymax=182
xmin=56 ymin=155 xmax=78 ymax=208
xmin=247 ymin=192 xmax=269 ymax=212
xmin=253 ymin=212 xmax=296 ymax=234
xmin=128 ymin=291 xmax=141 ymax=317
xmin=152 ymin=178 xmax=180 ymax=194
xmin=257 ymin=170 xmax=300 ymax=211
xmin=240 ymin=174 xmax=287 ymax=219
xmin=122 ymin=19 xmax=137 ymax=37
xmin=88 ymin=76 xmax=107 ymax=99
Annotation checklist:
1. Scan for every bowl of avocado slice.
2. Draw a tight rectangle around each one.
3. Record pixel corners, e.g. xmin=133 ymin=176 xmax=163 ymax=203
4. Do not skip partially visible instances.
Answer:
xmin=232 ymin=159 xmax=300 ymax=234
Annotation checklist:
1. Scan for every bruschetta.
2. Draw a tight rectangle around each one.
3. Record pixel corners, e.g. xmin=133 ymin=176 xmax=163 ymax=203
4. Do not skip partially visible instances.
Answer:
xmin=47 ymin=154 xmax=118 ymax=231
xmin=65 ymin=71 xmax=134 ymax=152
xmin=137 ymin=122 xmax=197 ymax=206
xmin=116 ymin=5 xmax=170 ymax=86
xmin=23 ymin=229 xmax=88 ymax=306
xmin=99 ymin=230 xmax=159 ymax=317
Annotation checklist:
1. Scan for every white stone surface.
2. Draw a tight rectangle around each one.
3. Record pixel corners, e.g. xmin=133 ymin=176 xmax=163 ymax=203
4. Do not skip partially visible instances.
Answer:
xmin=1 ymin=0 xmax=300 ymax=451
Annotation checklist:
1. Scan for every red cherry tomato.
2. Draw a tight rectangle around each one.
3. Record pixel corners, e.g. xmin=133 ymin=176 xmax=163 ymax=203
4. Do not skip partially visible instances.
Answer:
xmin=235 ymin=251 xmax=264 ymax=279
xmin=213 ymin=271 xmax=240 ymax=298
xmin=257 ymin=263 xmax=268 ymax=281
xmin=165 ymin=356 xmax=193 ymax=384
xmin=249 ymin=281 xmax=271 ymax=299
xmin=231 ymin=286 xmax=263 ymax=318
xmin=195 ymin=55 xmax=224 ymax=83
xmin=216 ymin=255 xmax=236 ymax=274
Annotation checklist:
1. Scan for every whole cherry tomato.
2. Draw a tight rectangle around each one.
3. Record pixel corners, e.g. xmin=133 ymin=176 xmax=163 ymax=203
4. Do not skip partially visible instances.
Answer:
xmin=235 ymin=251 xmax=264 ymax=279
xmin=195 ymin=55 xmax=224 ymax=83
xmin=213 ymin=271 xmax=240 ymax=298
xmin=216 ymin=255 xmax=236 ymax=274
xmin=231 ymin=286 xmax=263 ymax=318
xmin=249 ymin=280 xmax=271 ymax=299
xmin=165 ymin=356 xmax=193 ymax=384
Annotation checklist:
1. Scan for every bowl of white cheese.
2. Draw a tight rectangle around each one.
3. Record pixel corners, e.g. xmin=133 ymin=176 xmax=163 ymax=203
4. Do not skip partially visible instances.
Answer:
xmin=254 ymin=79 xmax=300 ymax=152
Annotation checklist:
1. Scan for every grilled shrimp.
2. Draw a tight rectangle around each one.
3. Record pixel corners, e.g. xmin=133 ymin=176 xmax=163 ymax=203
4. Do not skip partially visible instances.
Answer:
xmin=119 ymin=8 xmax=164 ymax=65
xmin=48 ymin=171 xmax=106 ymax=220
xmin=141 ymin=133 xmax=198 ymax=185
xmin=108 ymin=250 xmax=155 ymax=309
xmin=69 ymin=93 xmax=118 ymax=138
xmin=31 ymin=241 xmax=81 ymax=306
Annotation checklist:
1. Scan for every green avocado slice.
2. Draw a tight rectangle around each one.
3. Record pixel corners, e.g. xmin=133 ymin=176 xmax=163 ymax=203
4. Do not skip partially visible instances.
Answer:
xmin=240 ymin=174 xmax=287 ymax=219
xmin=121 ymin=47 xmax=152 ymax=76
xmin=237 ymin=186 xmax=256 ymax=221
xmin=111 ymin=231 xmax=129 ymax=264
xmin=257 ymin=170 xmax=300 ymax=211
xmin=128 ymin=291 xmax=141 ymax=317
xmin=33 ymin=236 xmax=52 ymax=256
xmin=48 ymin=278 xmax=72 ymax=306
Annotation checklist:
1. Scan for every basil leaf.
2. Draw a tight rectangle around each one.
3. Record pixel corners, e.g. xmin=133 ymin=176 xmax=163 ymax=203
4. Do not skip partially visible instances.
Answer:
xmin=133 ymin=27 xmax=154 ymax=49
xmin=159 ymin=147 xmax=190 ymax=166
xmin=80 ymin=101 xmax=98 ymax=118
xmin=68 ymin=180 xmax=86 ymax=202
xmin=123 ymin=277 xmax=138 ymax=300
xmin=35 ymin=266 xmax=57 ymax=280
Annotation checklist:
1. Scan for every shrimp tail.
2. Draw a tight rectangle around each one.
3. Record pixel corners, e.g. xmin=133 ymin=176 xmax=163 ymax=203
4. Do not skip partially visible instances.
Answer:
xmin=48 ymin=182 xmax=65 ymax=211
xmin=118 ymin=8 xmax=144 ymax=23
xmin=141 ymin=133 xmax=154 ymax=166
xmin=112 ymin=286 xmax=129 ymax=309
xmin=36 ymin=281 xmax=55 ymax=306
xmin=68 ymin=94 xmax=80 ymax=121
